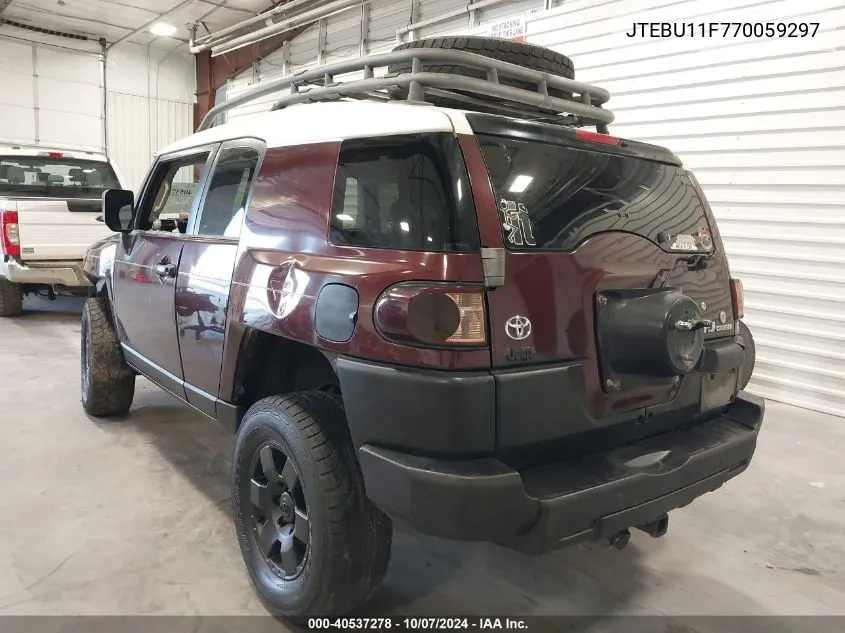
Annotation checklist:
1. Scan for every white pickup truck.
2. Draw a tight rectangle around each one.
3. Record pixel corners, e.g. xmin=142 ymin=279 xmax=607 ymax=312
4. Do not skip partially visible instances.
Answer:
xmin=0 ymin=146 xmax=126 ymax=316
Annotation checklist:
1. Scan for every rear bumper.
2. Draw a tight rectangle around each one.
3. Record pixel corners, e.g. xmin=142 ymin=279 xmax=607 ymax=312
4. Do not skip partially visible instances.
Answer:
xmin=359 ymin=392 xmax=764 ymax=553
xmin=0 ymin=259 xmax=89 ymax=287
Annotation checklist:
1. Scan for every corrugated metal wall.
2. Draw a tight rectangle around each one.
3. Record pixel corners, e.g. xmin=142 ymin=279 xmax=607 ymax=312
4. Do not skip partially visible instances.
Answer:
xmin=417 ymin=0 xmax=467 ymax=37
xmin=227 ymin=1 xmax=554 ymax=122
xmin=369 ymin=0 xmax=413 ymax=51
xmin=105 ymin=44 xmax=195 ymax=190
xmin=107 ymin=93 xmax=193 ymax=191
xmin=224 ymin=0 xmax=845 ymax=417
xmin=528 ymin=0 xmax=845 ymax=417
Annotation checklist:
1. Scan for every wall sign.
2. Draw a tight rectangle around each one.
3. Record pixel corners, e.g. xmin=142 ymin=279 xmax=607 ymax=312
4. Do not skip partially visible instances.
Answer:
xmin=473 ymin=14 xmax=527 ymax=42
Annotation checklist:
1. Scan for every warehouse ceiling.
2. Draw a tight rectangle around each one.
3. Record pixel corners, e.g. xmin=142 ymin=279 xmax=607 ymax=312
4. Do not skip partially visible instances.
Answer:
xmin=0 ymin=0 xmax=286 ymax=48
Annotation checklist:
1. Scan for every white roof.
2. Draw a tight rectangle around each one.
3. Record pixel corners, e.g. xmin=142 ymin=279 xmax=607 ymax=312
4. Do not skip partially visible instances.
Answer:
xmin=0 ymin=146 xmax=109 ymax=162
xmin=158 ymin=100 xmax=474 ymax=156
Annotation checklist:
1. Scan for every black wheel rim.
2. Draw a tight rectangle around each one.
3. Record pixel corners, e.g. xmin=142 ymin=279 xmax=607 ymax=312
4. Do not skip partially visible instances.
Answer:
xmin=81 ymin=316 xmax=90 ymax=399
xmin=248 ymin=443 xmax=309 ymax=579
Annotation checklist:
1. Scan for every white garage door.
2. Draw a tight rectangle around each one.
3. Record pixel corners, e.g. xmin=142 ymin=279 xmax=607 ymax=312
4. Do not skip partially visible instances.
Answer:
xmin=528 ymin=0 xmax=845 ymax=417
xmin=0 ymin=40 xmax=104 ymax=152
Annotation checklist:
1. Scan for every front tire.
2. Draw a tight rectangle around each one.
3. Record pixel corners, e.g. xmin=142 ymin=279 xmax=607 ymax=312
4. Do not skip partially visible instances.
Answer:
xmin=81 ymin=297 xmax=135 ymax=416
xmin=0 ymin=278 xmax=23 ymax=317
xmin=232 ymin=392 xmax=392 ymax=616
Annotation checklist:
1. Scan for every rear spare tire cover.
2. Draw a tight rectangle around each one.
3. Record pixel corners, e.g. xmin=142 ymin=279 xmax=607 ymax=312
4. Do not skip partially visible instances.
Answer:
xmin=388 ymin=36 xmax=575 ymax=98
xmin=597 ymin=290 xmax=707 ymax=378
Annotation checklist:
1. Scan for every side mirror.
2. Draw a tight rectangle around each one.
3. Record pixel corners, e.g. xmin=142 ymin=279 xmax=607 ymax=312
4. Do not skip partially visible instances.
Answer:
xmin=102 ymin=189 xmax=135 ymax=233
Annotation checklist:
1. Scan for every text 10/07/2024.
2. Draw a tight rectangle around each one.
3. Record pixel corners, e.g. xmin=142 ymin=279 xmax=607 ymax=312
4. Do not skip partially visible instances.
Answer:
xmin=627 ymin=22 xmax=820 ymax=38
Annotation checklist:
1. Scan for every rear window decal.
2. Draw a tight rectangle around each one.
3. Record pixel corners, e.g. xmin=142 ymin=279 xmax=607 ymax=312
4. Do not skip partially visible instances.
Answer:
xmin=500 ymin=198 xmax=536 ymax=246
xmin=663 ymin=228 xmax=714 ymax=252
xmin=669 ymin=234 xmax=699 ymax=251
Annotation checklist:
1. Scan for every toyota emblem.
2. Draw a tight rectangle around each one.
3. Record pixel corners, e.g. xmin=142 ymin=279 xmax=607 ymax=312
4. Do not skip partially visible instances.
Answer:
xmin=505 ymin=315 xmax=532 ymax=341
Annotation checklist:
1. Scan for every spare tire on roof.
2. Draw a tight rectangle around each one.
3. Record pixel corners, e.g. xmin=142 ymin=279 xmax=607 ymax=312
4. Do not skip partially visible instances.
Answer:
xmin=388 ymin=36 xmax=575 ymax=101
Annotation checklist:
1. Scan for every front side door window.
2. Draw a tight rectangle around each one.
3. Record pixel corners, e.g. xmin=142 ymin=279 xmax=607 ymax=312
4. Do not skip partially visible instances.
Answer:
xmin=140 ymin=153 xmax=213 ymax=234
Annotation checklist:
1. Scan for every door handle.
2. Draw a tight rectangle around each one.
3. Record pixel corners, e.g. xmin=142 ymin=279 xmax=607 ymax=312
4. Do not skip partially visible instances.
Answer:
xmin=153 ymin=259 xmax=176 ymax=279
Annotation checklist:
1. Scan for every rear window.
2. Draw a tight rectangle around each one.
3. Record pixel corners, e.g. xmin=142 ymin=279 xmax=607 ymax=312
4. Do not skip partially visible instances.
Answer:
xmin=475 ymin=134 xmax=712 ymax=253
xmin=0 ymin=155 xmax=119 ymax=199
xmin=330 ymin=133 xmax=479 ymax=252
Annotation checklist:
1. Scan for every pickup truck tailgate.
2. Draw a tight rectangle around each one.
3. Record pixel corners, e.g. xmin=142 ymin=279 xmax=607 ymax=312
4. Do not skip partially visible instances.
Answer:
xmin=15 ymin=198 xmax=111 ymax=261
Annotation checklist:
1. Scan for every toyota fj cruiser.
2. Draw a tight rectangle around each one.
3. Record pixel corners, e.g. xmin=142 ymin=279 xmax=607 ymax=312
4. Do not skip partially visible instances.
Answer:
xmin=80 ymin=37 xmax=762 ymax=616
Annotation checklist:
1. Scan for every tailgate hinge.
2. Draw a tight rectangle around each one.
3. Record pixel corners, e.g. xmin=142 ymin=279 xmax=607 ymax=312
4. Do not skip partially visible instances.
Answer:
xmin=481 ymin=247 xmax=505 ymax=288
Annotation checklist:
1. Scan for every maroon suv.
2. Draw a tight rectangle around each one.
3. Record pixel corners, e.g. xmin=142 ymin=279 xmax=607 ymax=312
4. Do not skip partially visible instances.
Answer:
xmin=80 ymin=37 xmax=762 ymax=616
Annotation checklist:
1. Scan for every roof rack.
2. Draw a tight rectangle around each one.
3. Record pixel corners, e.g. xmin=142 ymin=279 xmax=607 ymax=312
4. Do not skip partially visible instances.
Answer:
xmin=196 ymin=48 xmax=614 ymax=134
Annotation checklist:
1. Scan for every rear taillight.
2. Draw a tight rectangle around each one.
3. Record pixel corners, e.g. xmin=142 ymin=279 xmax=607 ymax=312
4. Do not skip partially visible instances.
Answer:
xmin=730 ymin=278 xmax=744 ymax=320
xmin=575 ymin=129 xmax=620 ymax=145
xmin=0 ymin=209 xmax=20 ymax=258
xmin=375 ymin=282 xmax=487 ymax=347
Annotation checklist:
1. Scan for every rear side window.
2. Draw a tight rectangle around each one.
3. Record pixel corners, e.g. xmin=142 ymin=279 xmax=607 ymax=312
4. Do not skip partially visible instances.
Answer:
xmin=330 ymin=133 xmax=479 ymax=252
xmin=475 ymin=134 xmax=712 ymax=253
xmin=194 ymin=146 xmax=260 ymax=238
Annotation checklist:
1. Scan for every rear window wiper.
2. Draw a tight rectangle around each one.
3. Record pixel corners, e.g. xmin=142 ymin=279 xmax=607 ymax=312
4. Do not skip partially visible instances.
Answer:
xmin=684 ymin=252 xmax=714 ymax=271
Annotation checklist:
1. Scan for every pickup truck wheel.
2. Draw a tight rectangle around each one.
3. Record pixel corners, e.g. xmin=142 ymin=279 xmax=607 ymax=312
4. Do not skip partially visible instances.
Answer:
xmin=737 ymin=320 xmax=756 ymax=390
xmin=81 ymin=297 xmax=135 ymax=417
xmin=233 ymin=392 xmax=392 ymax=616
xmin=0 ymin=278 xmax=23 ymax=317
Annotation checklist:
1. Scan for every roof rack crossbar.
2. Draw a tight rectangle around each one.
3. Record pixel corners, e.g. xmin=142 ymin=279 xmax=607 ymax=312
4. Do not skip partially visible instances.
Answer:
xmin=268 ymin=73 xmax=609 ymax=122
xmin=197 ymin=48 xmax=614 ymax=132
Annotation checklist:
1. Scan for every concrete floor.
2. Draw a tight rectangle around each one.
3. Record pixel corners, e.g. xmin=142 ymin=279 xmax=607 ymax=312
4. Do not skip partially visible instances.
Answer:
xmin=1 ymin=296 xmax=843 ymax=621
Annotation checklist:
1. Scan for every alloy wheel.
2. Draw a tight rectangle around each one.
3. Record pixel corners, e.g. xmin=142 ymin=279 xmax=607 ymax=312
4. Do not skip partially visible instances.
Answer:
xmin=248 ymin=443 xmax=309 ymax=579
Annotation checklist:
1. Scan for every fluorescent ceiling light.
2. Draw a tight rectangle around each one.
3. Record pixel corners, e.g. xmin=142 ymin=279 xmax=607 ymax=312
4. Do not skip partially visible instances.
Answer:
xmin=336 ymin=214 xmax=354 ymax=222
xmin=150 ymin=22 xmax=178 ymax=37
xmin=399 ymin=221 xmax=410 ymax=232
xmin=509 ymin=174 xmax=534 ymax=193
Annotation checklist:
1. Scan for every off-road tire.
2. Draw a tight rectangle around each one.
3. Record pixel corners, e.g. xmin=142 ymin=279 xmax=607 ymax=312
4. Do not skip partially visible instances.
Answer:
xmin=0 ymin=278 xmax=23 ymax=317
xmin=81 ymin=297 xmax=135 ymax=416
xmin=233 ymin=392 xmax=392 ymax=616
xmin=737 ymin=320 xmax=756 ymax=390
xmin=388 ymin=36 xmax=575 ymax=102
